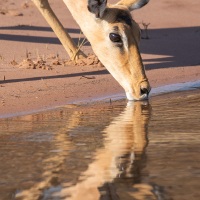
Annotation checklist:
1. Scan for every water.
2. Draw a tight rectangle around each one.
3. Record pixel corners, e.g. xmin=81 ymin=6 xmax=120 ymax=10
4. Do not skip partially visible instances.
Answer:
xmin=0 ymin=89 xmax=200 ymax=200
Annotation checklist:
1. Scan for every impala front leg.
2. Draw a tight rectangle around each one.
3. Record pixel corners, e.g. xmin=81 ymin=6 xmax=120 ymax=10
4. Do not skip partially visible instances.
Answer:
xmin=32 ymin=0 xmax=86 ymax=60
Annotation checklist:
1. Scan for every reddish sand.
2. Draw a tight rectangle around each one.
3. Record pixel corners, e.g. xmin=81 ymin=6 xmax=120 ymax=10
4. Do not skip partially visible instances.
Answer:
xmin=0 ymin=0 xmax=200 ymax=118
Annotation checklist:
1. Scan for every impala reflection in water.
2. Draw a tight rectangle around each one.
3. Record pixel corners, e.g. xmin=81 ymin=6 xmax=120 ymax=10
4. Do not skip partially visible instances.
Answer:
xmin=0 ymin=89 xmax=200 ymax=200
xmin=57 ymin=101 xmax=152 ymax=200
xmin=1 ymin=101 xmax=156 ymax=200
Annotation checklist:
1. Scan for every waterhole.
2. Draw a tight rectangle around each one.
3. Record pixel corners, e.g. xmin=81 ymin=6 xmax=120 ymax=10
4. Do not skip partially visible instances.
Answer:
xmin=0 ymin=88 xmax=200 ymax=200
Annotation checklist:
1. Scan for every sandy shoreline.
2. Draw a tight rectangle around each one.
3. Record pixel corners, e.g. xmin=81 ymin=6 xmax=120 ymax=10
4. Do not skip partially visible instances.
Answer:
xmin=0 ymin=0 xmax=200 ymax=118
xmin=1 ymin=65 xmax=200 ymax=119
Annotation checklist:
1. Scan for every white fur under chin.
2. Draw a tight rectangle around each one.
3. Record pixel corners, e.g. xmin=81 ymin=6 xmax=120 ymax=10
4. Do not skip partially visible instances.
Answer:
xmin=126 ymin=92 xmax=148 ymax=101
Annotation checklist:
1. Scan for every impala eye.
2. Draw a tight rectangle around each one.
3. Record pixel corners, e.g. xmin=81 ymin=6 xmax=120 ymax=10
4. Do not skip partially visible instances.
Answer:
xmin=109 ymin=33 xmax=122 ymax=43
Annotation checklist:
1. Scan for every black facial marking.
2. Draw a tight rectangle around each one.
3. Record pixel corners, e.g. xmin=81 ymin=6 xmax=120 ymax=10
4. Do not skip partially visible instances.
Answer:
xmin=116 ymin=10 xmax=132 ymax=26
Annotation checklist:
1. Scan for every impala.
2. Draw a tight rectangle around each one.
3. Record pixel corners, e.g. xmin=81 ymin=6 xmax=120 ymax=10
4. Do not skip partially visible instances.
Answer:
xmin=33 ymin=0 xmax=151 ymax=100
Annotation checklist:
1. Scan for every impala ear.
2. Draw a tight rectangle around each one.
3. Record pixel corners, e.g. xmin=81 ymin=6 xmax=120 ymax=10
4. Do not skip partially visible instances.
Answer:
xmin=88 ymin=0 xmax=107 ymax=18
xmin=117 ymin=0 xmax=149 ymax=11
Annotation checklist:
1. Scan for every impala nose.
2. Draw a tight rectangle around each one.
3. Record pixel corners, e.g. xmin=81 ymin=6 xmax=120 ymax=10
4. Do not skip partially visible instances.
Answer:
xmin=140 ymin=87 xmax=150 ymax=96
xmin=139 ymin=89 xmax=149 ymax=100
xmin=139 ymin=80 xmax=151 ymax=100
xmin=125 ymin=80 xmax=151 ymax=101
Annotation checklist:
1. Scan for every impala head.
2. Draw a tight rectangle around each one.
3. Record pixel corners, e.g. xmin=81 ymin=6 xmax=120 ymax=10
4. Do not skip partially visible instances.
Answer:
xmin=87 ymin=0 xmax=151 ymax=100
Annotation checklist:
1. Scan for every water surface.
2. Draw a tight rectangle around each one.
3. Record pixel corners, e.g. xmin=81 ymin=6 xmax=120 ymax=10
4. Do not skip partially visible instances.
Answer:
xmin=0 ymin=89 xmax=200 ymax=200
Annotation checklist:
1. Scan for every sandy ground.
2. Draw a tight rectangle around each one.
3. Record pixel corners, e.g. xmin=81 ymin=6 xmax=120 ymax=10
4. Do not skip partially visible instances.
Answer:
xmin=0 ymin=0 xmax=200 ymax=118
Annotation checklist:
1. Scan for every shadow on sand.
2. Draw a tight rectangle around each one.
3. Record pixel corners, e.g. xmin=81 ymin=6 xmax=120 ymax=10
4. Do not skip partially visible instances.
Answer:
xmin=0 ymin=69 xmax=108 ymax=84
xmin=0 ymin=25 xmax=200 ymax=70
